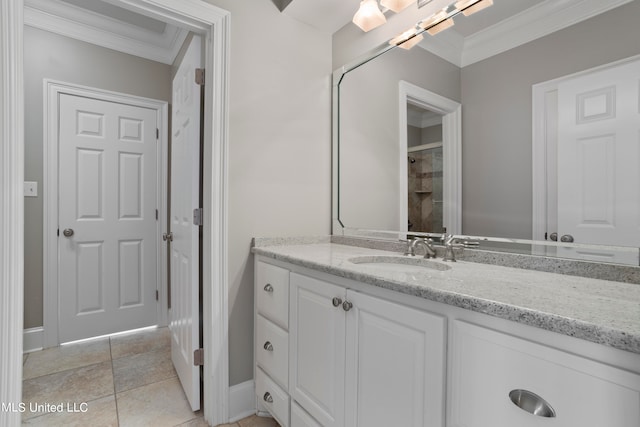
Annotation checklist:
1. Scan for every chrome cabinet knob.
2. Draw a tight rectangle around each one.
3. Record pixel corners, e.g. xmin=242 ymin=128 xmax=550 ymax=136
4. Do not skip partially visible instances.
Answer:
xmin=560 ymin=234 xmax=574 ymax=243
xmin=263 ymin=392 xmax=273 ymax=403
xmin=263 ymin=284 xmax=273 ymax=293
xmin=332 ymin=297 xmax=342 ymax=307
xmin=63 ymin=228 xmax=74 ymax=237
xmin=549 ymin=232 xmax=558 ymax=241
xmin=263 ymin=341 xmax=273 ymax=351
xmin=342 ymin=301 xmax=353 ymax=311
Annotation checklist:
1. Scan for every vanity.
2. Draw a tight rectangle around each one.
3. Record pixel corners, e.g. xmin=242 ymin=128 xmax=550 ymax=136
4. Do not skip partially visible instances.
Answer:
xmin=251 ymin=1 xmax=640 ymax=425
xmin=252 ymin=238 xmax=640 ymax=427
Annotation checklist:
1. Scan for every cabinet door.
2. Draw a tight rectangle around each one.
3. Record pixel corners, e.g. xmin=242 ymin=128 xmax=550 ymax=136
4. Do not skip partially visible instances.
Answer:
xmin=289 ymin=273 xmax=346 ymax=427
xmin=344 ymin=290 xmax=446 ymax=427
xmin=448 ymin=320 xmax=640 ymax=427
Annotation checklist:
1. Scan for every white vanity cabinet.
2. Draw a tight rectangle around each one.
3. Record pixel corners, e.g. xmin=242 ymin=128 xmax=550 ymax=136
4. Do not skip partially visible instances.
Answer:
xmin=254 ymin=255 xmax=640 ymax=427
xmin=448 ymin=320 xmax=640 ymax=427
xmin=287 ymin=271 xmax=447 ymax=427
xmin=255 ymin=261 xmax=291 ymax=427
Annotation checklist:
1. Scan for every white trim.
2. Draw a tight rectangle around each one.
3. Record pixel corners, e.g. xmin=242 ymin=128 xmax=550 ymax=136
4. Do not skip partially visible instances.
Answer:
xmin=228 ymin=380 xmax=257 ymax=423
xmin=24 ymin=0 xmax=188 ymax=65
xmin=23 ymin=327 xmax=44 ymax=353
xmin=419 ymin=0 xmax=632 ymax=67
xmin=8 ymin=1 xmax=230 ymax=426
xmin=0 ymin=1 xmax=24 ymax=425
xmin=43 ymin=80 xmax=168 ymax=348
xmin=408 ymin=142 xmax=443 ymax=153
xmin=399 ymin=81 xmax=462 ymax=235
xmin=531 ymin=53 xmax=640 ymax=243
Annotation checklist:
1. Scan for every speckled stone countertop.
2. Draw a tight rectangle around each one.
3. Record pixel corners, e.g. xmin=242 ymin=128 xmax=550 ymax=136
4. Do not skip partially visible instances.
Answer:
xmin=252 ymin=238 xmax=640 ymax=355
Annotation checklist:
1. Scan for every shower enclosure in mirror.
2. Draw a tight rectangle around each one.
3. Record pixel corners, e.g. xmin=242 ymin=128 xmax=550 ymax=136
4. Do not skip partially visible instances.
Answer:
xmin=333 ymin=0 xmax=640 ymax=266
xmin=407 ymin=105 xmax=444 ymax=234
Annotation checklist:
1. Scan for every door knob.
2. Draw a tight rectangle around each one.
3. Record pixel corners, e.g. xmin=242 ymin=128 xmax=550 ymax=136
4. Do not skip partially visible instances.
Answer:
xmin=263 ymin=392 xmax=273 ymax=403
xmin=63 ymin=228 xmax=74 ymax=237
xmin=263 ymin=341 xmax=273 ymax=351
xmin=560 ymin=234 xmax=574 ymax=243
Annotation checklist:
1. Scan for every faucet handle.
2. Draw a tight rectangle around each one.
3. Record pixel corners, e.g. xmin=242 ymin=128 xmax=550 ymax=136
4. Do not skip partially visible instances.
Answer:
xmin=461 ymin=240 xmax=479 ymax=248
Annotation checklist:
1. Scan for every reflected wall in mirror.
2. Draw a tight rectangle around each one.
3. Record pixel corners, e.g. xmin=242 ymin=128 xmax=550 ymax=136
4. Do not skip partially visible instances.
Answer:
xmin=334 ymin=0 xmax=640 ymax=264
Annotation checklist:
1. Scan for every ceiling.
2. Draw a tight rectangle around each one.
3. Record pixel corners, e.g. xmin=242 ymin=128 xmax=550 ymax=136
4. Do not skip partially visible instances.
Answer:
xmin=24 ymin=0 xmax=188 ymax=64
xmin=281 ymin=0 xmax=631 ymax=67
xmin=23 ymin=0 xmax=631 ymax=68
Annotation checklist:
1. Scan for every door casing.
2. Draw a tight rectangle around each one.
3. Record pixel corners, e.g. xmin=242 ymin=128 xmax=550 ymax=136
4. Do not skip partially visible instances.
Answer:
xmin=43 ymin=80 xmax=169 ymax=346
xmin=0 ymin=1 xmax=230 ymax=426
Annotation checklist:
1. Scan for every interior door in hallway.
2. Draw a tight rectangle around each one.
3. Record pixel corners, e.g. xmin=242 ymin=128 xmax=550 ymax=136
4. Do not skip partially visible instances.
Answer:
xmin=58 ymin=93 xmax=159 ymax=343
xmin=170 ymin=34 xmax=203 ymax=412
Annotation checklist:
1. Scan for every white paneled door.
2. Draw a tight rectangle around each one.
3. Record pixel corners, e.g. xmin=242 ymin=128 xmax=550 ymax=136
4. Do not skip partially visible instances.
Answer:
xmin=170 ymin=35 xmax=203 ymax=412
xmin=557 ymin=58 xmax=640 ymax=263
xmin=58 ymin=93 xmax=158 ymax=343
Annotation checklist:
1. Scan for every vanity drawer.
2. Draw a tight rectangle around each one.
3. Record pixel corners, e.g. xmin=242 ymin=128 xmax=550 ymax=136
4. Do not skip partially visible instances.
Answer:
xmin=256 ymin=314 xmax=289 ymax=389
xmin=448 ymin=321 xmax=640 ymax=427
xmin=256 ymin=261 xmax=290 ymax=329
xmin=256 ymin=367 xmax=290 ymax=427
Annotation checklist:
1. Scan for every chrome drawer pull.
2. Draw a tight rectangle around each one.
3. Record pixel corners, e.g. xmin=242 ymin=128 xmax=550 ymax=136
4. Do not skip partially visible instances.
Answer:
xmin=509 ymin=389 xmax=556 ymax=418
xmin=263 ymin=341 xmax=274 ymax=351
xmin=263 ymin=392 xmax=273 ymax=403
xmin=264 ymin=283 xmax=274 ymax=293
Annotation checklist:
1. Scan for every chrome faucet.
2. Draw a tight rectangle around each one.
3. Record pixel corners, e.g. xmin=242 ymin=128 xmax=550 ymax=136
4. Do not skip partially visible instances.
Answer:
xmin=408 ymin=237 xmax=437 ymax=259
xmin=442 ymin=235 xmax=479 ymax=262
xmin=442 ymin=235 xmax=458 ymax=262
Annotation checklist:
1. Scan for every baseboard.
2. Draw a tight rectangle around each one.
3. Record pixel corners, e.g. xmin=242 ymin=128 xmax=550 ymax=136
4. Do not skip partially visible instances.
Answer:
xmin=23 ymin=327 xmax=44 ymax=353
xmin=228 ymin=379 xmax=256 ymax=423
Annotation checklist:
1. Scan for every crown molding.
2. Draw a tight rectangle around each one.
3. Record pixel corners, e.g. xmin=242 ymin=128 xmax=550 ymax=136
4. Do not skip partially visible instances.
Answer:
xmin=24 ymin=0 xmax=188 ymax=64
xmin=418 ymin=0 xmax=632 ymax=68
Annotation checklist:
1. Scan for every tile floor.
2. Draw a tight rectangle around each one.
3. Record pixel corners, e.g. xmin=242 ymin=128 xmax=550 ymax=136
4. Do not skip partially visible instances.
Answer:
xmin=22 ymin=327 xmax=279 ymax=427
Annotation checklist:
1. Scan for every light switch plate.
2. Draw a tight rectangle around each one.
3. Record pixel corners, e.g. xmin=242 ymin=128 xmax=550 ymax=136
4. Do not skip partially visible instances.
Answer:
xmin=24 ymin=181 xmax=38 ymax=197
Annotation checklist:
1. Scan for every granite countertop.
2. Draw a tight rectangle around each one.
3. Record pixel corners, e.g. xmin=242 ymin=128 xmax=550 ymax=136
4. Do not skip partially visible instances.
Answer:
xmin=252 ymin=238 xmax=640 ymax=355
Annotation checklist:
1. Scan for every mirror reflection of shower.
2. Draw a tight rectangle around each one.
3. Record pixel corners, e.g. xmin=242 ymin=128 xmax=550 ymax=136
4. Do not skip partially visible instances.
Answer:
xmin=407 ymin=103 xmax=444 ymax=233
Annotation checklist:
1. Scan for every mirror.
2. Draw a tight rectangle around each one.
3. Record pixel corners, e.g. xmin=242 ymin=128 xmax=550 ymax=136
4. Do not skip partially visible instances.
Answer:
xmin=334 ymin=0 xmax=640 ymax=265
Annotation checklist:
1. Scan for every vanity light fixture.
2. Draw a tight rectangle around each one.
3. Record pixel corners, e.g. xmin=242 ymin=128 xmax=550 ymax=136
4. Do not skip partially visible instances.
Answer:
xmin=455 ymin=0 xmax=493 ymax=16
xmin=352 ymin=0 xmax=387 ymax=32
xmin=388 ymin=0 xmax=493 ymax=48
xmin=389 ymin=28 xmax=424 ymax=49
xmin=425 ymin=17 xmax=454 ymax=35
xmin=380 ymin=0 xmax=414 ymax=13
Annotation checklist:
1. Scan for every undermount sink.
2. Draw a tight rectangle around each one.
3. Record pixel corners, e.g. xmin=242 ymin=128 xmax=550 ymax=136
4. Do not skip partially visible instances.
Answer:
xmin=348 ymin=256 xmax=451 ymax=272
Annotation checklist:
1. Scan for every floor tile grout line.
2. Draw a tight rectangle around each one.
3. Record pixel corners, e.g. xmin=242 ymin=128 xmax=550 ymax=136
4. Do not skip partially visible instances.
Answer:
xmin=22 ymin=358 xmax=112 ymax=382
xmin=109 ymin=336 xmax=121 ymax=427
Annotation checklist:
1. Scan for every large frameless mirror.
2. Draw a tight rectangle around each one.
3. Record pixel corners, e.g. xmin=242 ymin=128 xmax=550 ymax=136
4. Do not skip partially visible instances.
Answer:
xmin=333 ymin=0 xmax=640 ymax=266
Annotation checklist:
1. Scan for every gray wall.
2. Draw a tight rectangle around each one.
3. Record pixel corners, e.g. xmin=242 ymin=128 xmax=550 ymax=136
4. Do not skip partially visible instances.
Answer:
xmin=203 ymin=0 xmax=332 ymax=386
xmin=461 ymin=0 xmax=640 ymax=238
xmin=23 ymin=26 xmax=171 ymax=329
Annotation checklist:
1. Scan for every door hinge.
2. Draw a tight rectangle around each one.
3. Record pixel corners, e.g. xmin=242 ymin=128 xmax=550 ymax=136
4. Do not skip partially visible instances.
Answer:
xmin=156 ymin=128 xmax=159 ymax=139
xmin=193 ymin=208 xmax=203 ymax=226
xmin=57 ymin=228 xmax=59 ymax=237
xmin=156 ymin=209 xmax=159 ymax=220
xmin=155 ymin=290 xmax=159 ymax=301
xmin=193 ymin=348 xmax=204 ymax=366
xmin=195 ymin=68 xmax=205 ymax=86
